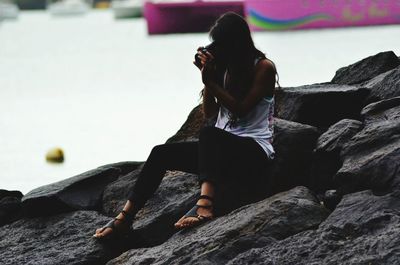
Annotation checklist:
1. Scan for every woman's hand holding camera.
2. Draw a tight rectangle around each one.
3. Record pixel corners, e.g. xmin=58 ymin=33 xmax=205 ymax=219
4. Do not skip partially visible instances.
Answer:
xmin=193 ymin=47 xmax=217 ymax=87
xmin=193 ymin=46 xmax=214 ymax=70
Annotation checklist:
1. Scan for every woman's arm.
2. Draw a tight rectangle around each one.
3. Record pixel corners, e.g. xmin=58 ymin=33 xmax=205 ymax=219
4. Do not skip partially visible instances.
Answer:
xmin=202 ymin=86 xmax=220 ymax=119
xmin=194 ymin=48 xmax=220 ymax=119
xmin=203 ymin=59 xmax=275 ymax=119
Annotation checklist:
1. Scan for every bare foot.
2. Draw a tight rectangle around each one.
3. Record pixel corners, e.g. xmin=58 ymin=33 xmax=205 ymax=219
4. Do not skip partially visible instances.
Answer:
xmin=174 ymin=198 xmax=214 ymax=229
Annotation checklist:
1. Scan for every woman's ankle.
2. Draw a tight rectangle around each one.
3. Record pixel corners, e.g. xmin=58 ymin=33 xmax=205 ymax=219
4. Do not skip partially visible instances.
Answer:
xmin=197 ymin=198 xmax=213 ymax=206
xmin=124 ymin=200 xmax=134 ymax=212
xmin=121 ymin=200 xmax=135 ymax=217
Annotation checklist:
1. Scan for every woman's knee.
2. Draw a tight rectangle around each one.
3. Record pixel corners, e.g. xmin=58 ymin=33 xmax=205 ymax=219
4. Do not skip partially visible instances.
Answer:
xmin=149 ymin=144 xmax=168 ymax=159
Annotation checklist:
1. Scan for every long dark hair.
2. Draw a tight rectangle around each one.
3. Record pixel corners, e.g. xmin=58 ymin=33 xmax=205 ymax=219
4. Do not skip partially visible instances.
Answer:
xmin=210 ymin=12 xmax=264 ymax=99
xmin=199 ymin=12 xmax=280 ymax=126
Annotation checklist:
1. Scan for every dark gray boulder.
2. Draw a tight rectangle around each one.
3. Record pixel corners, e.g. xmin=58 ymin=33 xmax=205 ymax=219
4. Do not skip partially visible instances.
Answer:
xmin=275 ymin=83 xmax=369 ymax=128
xmin=101 ymin=165 xmax=144 ymax=216
xmin=361 ymin=96 xmax=400 ymax=121
xmin=331 ymin=51 xmax=400 ymax=85
xmin=334 ymin=98 xmax=400 ymax=194
xmin=100 ymin=118 xmax=319 ymax=247
xmin=229 ymin=190 xmax=400 ymax=265
xmin=0 ymin=189 xmax=23 ymax=226
xmin=313 ymin=119 xmax=363 ymax=153
xmin=361 ymin=66 xmax=400 ymax=104
xmin=0 ymin=210 xmax=133 ymax=265
xmin=0 ymin=190 xmax=23 ymax=200
xmin=264 ymin=119 xmax=320 ymax=195
xmin=310 ymin=119 xmax=363 ymax=192
xmin=166 ymin=105 xmax=206 ymax=143
xmin=101 ymin=168 xmax=199 ymax=247
xmin=320 ymin=189 xmax=342 ymax=211
xmin=106 ymin=186 xmax=330 ymax=265
xmin=22 ymin=161 xmax=142 ymax=216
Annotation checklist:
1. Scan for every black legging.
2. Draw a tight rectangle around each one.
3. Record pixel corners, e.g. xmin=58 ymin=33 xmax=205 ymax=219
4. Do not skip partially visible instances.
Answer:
xmin=128 ymin=126 xmax=271 ymax=214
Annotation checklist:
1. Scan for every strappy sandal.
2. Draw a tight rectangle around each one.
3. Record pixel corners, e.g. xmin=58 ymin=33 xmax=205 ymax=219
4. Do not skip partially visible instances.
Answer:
xmin=93 ymin=210 xmax=135 ymax=240
xmin=176 ymin=194 xmax=214 ymax=229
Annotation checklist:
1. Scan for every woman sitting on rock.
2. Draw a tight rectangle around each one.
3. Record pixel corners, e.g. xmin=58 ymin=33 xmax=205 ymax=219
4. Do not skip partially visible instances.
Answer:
xmin=94 ymin=12 xmax=279 ymax=239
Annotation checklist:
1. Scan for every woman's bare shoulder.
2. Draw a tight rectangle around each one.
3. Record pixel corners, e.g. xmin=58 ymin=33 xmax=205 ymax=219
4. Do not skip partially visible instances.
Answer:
xmin=256 ymin=58 xmax=276 ymax=74
xmin=254 ymin=58 xmax=276 ymax=96
xmin=254 ymin=59 xmax=276 ymax=85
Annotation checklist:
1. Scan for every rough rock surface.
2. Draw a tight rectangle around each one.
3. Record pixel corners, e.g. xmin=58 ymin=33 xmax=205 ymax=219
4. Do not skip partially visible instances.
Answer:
xmin=102 ymin=168 xmax=200 ymax=246
xmin=22 ymin=161 xmax=142 ymax=216
xmin=106 ymin=186 xmax=329 ymax=265
xmin=0 ymin=190 xmax=23 ymax=199
xmin=331 ymin=51 xmax=400 ymax=85
xmin=0 ymin=211 xmax=132 ymax=265
xmin=361 ymin=96 xmax=400 ymax=120
xmin=0 ymin=189 xmax=23 ymax=226
xmin=274 ymin=83 xmax=369 ymax=128
xmin=361 ymin=66 xmax=400 ymax=103
xmin=229 ymin=190 xmax=400 ymax=265
xmin=102 ymin=165 xmax=144 ymax=216
xmin=314 ymin=119 xmax=363 ymax=153
xmin=334 ymin=98 xmax=400 ymax=194
xmin=166 ymin=105 xmax=206 ymax=143
xmin=2 ymin=50 xmax=400 ymax=265
xmin=263 ymin=119 xmax=319 ymax=194
xmin=310 ymin=119 xmax=363 ymax=192
xmin=100 ymin=118 xmax=319 ymax=246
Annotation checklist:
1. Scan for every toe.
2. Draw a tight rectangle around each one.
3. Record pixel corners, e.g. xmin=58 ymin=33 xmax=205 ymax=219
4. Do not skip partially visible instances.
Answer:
xmin=175 ymin=216 xmax=185 ymax=225
xmin=181 ymin=216 xmax=191 ymax=225
xmin=184 ymin=217 xmax=195 ymax=227
xmin=175 ymin=214 xmax=211 ymax=229
xmin=186 ymin=219 xmax=192 ymax=226
xmin=174 ymin=216 xmax=186 ymax=228
xmin=98 ymin=227 xmax=112 ymax=237
xmin=93 ymin=233 xmax=103 ymax=238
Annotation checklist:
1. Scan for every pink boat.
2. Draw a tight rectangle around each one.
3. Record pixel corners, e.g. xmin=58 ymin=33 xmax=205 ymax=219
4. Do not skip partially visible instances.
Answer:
xmin=144 ymin=0 xmax=244 ymax=34
xmin=244 ymin=0 xmax=400 ymax=31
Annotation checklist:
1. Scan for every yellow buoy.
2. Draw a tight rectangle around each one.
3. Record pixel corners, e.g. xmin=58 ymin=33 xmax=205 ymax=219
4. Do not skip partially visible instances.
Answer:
xmin=46 ymin=147 xmax=64 ymax=163
xmin=95 ymin=1 xmax=110 ymax=9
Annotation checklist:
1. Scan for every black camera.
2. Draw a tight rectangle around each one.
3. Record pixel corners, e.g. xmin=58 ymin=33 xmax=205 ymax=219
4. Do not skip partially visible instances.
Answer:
xmin=194 ymin=42 xmax=219 ymax=67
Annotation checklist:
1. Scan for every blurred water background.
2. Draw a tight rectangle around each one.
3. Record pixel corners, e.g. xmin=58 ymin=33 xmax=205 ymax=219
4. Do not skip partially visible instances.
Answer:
xmin=0 ymin=10 xmax=399 ymax=193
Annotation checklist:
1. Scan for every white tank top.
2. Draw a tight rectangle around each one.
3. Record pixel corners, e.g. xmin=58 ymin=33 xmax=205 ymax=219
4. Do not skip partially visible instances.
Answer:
xmin=214 ymin=58 xmax=275 ymax=159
